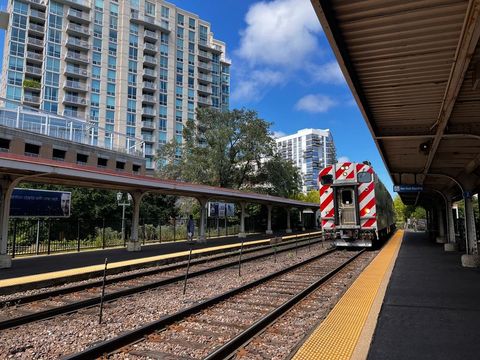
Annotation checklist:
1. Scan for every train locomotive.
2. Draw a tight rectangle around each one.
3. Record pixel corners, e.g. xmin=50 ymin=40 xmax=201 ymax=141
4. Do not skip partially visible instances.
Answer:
xmin=318 ymin=161 xmax=395 ymax=247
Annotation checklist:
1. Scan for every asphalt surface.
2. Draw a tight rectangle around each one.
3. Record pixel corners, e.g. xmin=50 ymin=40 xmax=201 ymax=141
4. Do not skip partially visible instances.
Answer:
xmin=368 ymin=231 xmax=480 ymax=360
xmin=0 ymin=230 xmax=314 ymax=280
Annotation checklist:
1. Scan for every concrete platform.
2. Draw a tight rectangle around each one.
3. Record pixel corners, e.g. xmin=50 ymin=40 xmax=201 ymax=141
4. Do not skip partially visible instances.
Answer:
xmin=0 ymin=230 xmax=321 ymax=293
xmin=368 ymin=231 xmax=480 ymax=360
xmin=293 ymin=230 xmax=480 ymax=360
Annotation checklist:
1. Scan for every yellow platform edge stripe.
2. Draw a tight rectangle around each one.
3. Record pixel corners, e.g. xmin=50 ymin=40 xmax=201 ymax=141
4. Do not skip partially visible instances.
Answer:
xmin=292 ymin=230 xmax=404 ymax=360
xmin=0 ymin=231 xmax=323 ymax=289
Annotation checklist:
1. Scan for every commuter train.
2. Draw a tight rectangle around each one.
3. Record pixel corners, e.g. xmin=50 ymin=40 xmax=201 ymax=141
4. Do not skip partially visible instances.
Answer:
xmin=318 ymin=161 xmax=395 ymax=247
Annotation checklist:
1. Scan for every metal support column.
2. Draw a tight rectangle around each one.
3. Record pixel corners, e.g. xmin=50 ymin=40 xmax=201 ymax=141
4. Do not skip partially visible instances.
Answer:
xmin=286 ymin=208 xmax=292 ymax=233
xmin=436 ymin=205 xmax=446 ymax=243
xmin=461 ymin=194 xmax=480 ymax=267
xmin=238 ymin=202 xmax=246 ymax=238
xmin=0 ymin=179 xmax=14 ymax=268
xmin=197 ymin=197 xmax=208 ymax=243
xmin=266 ymin=204 xmax=273 ymax=235
xmin=126 ymin=191 xmax=144 ymax=252
xmin=445 ymin=198 xmax=458 ymax=251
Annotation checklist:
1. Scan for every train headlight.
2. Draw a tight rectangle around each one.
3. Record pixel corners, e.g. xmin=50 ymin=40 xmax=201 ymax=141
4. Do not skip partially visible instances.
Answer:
xmin=343 ymin=172 xmax=347 ymax=176
xmin=365 ymin=208 xmax=371 ymax=214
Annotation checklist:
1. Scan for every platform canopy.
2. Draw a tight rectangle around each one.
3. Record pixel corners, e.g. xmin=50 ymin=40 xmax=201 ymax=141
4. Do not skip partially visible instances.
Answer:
xmin=312 ymin=0 xmax=480 ymax=206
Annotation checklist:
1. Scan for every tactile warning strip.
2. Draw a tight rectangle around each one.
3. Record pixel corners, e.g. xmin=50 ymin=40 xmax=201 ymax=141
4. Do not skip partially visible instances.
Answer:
xmin=292 ymin=230 xmax=404 ymax=360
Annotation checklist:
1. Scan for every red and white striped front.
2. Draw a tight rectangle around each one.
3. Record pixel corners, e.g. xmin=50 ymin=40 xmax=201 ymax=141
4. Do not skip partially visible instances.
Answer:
xmin=319 ymin=166 xmax=335 ymax=229
xmin=356 ymin=163 xmax=377 ymax=229
xmin=335 ymin=162 xmax=355 ymax=181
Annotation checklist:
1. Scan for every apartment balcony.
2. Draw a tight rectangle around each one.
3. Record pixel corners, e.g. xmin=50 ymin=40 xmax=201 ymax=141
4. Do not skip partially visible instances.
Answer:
xmin=197 ymin=84 xmax=212 ymax=95
xmin=198 ymin=62 xmax=212 ymax=73
xmin=197 ymin=96 xmax=211 ymax=107
xmin=144 ymin=29 xmax=158 ymax=42
xmin=62 ymin=0 xmax=91 ymax=10
xmin=27 ymin=0 xmax=46 ymax=8
xmin=66 ymin=37 xmax=90 ymax=51
xmin=143 ymin=42 xmax=158 ymax=54
xmin=28 ymin=23 xmax=45 ymax=35
xmin=142 ymin=68 xmax=157 ymax=79
xmin=26 ymin=51 xmax=43 ymax=63
xmin=27 ymin=37 xmax=44 ymax=49
xmin=30 ymin=9 xmax=46 ymax=21
xmin=198 ymin=40 xmax=223 ymax=54
xmin=142 ymin=107 xmax=156 ymax=117
xmin=142 ymin=94 xmax=156 ymax=104
xmin=63 ymin=80 xmax=88 ymax=92
xmin=64 ymin=66 xmax=89 ymax=78
xmin=23 ymin=93 xmax=41 ymax=105
xmin=67 ymin=8 xmax=90 ymax=24
xmin=143 ymin=55 xmax=157 ymax=66
xmin=143 ymin=82 xmax=157 ymax=91
xmin=142 ymin=120 xmax=155 ymax=130
xmin=23 ymin=79 xmax=42 ymax=91
xmin=65 ymin=51 xmax=89 ymax=64
xmin=142 ymin=134 xmax=155 ymax=143
xmin=63 ymin=109 xmax=86 ymax=118
xmin=131 ymin=10 xmax=170 ymax=33
xmin=198 ymin=74 xmax=213 ymax=84
xmin=63 ymin=94 xmax=88 ymax=106
xmin=198 ymin=50 xmax=212 ymax=61
xmin=66 ymin=23 xmax=91 ymax=37
xmin=25 ymin=65 xmax=42 ymax=77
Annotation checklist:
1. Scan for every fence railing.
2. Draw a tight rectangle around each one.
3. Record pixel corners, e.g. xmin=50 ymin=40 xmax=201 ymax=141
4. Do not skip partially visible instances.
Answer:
xmin=6 ymin=217 xmax=256 ymax=258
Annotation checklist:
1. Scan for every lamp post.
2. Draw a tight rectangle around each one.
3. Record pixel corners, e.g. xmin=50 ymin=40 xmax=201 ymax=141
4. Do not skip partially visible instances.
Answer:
xmin=117 ymin=192 xmax=132 ymax=242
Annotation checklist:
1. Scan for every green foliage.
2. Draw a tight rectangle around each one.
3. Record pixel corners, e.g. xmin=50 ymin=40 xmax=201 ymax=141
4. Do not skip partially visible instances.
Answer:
xmin=295 ymin=189 xmax=320 ymax=203
xmin=393 ymin=195 xmax=426 ymax=224
xmin=156 ymin=107 xmax=301 ymax=197
xmin=23 ymin=79 xmax=41 ymax=89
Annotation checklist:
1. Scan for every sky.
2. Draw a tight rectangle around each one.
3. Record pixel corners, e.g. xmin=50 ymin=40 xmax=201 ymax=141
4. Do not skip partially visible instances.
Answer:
xmin=0 ymin=0 xmax=394 ymax=195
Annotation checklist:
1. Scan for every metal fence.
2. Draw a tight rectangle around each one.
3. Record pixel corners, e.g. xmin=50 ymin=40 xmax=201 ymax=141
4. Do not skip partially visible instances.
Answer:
xmin=6 ymin=216 xmax=254 ymax=257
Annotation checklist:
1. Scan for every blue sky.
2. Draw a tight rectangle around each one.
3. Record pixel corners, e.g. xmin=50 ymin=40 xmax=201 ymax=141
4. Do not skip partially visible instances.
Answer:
xmin=0 ymin=0 xmax=394 ymax=194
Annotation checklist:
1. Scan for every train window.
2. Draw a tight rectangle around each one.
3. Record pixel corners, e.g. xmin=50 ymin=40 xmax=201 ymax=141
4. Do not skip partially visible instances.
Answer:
xmin=341 ymin=190 xmax=353 ymax=205
xmin=358 ymin=172 xmax=372 ymax=183
xmin=320 ymin=175 xmax=333 ymax=185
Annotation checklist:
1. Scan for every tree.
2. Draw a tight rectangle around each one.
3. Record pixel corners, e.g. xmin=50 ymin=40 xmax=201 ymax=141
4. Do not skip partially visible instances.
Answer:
xmin=156 ymin=107 xmax=302 ymax=197
xmin=393 ymin=195 xmax=406 ymax=223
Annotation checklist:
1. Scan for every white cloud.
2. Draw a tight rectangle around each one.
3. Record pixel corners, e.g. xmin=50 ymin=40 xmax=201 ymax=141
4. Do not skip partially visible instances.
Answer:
xmin=337 ymin=156 xmax=350 ymax=163
xmin=295 ymin=94 xmax=337 ymax=113
xmin=236 ymin=0 xmax=322 ymax=68
xmin=232 ymin=69 xmax=285 ymax=102
xmin=308 ymin=61 xmax=345 ymax=85
xmin=272 ymin=130 xmax=286 ymax=138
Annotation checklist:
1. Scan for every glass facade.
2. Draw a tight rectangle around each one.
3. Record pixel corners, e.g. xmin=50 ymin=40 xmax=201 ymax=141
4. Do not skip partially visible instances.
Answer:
xmin=276 ymin=129 xmax=337 ymax=193
xmin=1 ymin=0 xmax=231 ymax=171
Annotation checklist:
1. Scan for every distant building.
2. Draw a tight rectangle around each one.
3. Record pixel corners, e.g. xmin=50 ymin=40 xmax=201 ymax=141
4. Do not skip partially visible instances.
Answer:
xmin=276 ymin=129 xmax=336 ymax=193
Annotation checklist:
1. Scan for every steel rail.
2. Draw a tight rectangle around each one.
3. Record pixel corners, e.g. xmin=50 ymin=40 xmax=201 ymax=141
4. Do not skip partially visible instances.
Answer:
xmin=61 ymin=248 xmax=340 ymax=360
xmin=204 ymin=250 xmax=365 ymax=360
xmin=0 ymin=233 xmax=320 ymax=306
xmin=0 ymin=235 xmax=326 ymax=330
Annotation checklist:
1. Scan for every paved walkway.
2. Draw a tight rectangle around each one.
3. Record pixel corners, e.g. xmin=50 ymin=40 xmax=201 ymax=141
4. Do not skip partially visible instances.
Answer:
xmin=368 ymin=231 xmax=480 ymax=360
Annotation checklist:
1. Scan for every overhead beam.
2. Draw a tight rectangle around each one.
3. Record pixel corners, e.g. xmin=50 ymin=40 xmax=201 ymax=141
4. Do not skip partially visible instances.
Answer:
xmin=422 ymin=0 xmax=480 ymax=180
xmin=376 ymin=134 xmax=480 ymax=141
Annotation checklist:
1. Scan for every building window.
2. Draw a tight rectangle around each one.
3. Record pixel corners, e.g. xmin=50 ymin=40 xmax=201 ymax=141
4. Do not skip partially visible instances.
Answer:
xmin=145 ymin=1 xmax=156 ymax=16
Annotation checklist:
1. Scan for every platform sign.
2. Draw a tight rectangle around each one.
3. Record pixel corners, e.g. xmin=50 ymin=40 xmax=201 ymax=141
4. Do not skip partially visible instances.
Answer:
xmin=208 ymin=202 xmax=235 ymax=217
xmin=393 ymin=185 xmax=424 ymax=193
xmin=10 ymin=188 xmax=71 ymax=218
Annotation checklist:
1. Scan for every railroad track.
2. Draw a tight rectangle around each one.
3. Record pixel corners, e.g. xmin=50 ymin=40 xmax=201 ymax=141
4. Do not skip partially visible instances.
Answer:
xmin=62 ymin=248 xmax=364 ymax=360
xmin=0 ymin=234 xmax=327 ymax=331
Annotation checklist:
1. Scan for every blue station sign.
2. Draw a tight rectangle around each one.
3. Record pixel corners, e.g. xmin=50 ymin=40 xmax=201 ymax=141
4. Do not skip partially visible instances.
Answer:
xmin=10 ymin=188 xmax=71 ymax=218
xmin=393 ymin=185 xmax=424 ymax=193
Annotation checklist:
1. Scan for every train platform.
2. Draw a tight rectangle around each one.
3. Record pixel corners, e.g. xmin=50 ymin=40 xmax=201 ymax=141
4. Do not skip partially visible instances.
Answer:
xmin=0 ymin=230 xmax=320 ymax=293
xmin=293 ymin=229 xmax=480 ymax=360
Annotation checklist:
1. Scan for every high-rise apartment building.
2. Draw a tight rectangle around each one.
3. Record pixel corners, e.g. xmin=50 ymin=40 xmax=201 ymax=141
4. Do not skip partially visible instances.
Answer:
xmin=276 ymin=128 xmax=336 ymax=193
xmin=0 ymin=0 xmax=231 ymax=170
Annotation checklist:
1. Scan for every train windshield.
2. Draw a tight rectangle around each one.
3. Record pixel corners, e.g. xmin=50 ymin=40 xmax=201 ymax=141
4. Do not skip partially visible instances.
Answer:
xmin=320 ymin=175 xmax=333 ymax=185
xmin=358 ymin=172 xmax=372 ymax=183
